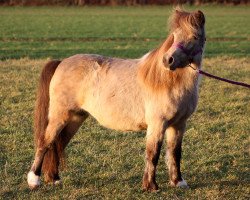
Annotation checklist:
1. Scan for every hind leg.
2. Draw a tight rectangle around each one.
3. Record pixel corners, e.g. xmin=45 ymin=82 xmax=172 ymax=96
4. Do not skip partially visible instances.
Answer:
xmin=43 ymin=112 xmax=88 ymax=184
xmin=27 ymin=110 xmax=70 ymax=189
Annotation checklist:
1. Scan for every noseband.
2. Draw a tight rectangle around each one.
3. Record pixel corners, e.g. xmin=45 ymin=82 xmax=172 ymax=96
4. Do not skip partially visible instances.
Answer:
xmin=173 ymin=43 xmax=203 ymax=60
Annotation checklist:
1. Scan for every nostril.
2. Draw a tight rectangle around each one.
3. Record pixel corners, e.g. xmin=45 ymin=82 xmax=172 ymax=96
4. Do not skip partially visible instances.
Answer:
xmin=168 ymin=56 xmax=174 ymax=65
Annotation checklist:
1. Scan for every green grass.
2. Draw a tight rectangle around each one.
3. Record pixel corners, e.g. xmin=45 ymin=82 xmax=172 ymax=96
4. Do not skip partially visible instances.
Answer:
xmin=0 ymin=6 xmax=249 ymax=59
xmin=0 ymin=6 xmax=250 ymax=200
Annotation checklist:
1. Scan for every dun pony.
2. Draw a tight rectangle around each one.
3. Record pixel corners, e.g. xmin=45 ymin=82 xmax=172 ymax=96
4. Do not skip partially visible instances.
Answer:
xmin=27 ymin=9 xmax=206 ymax=191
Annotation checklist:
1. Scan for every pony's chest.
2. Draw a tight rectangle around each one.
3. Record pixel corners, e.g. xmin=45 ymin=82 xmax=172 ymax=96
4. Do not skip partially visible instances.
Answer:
xmin=164 ymin=89 xmax=198 ymax=121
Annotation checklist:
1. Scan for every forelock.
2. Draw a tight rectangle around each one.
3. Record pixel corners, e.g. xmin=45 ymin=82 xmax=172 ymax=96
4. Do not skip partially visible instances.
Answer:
xmin=169 ymin=9 xmax=200 ymax=40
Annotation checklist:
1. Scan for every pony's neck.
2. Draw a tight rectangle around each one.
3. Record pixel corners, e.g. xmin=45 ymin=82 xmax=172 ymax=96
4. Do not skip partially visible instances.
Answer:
xmin=168 ymin=66 xmax=199 ymax=92
xmin=137 ymin=35 xmax=199 ymax=93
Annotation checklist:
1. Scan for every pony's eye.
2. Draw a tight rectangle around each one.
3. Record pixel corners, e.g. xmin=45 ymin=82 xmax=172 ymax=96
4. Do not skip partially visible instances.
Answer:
xmin=193 ymin=36 xmax=198 ymax=40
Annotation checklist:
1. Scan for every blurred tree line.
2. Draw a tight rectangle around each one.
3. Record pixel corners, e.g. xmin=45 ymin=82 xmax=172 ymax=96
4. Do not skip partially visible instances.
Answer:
xmin=0 ymin=0 xmax=248 ymax=5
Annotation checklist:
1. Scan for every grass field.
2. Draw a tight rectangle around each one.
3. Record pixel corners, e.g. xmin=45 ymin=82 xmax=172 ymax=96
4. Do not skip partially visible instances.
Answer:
xmin=0 ymin=6 xmax=249 ymax=59
xmin=0 ymin=6 xmax=250 ymax=200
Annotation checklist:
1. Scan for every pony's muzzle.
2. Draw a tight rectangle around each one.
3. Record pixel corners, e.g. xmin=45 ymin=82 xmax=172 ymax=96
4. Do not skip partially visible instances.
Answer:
xmin=163 ymin=55 xmax=175 ymax=70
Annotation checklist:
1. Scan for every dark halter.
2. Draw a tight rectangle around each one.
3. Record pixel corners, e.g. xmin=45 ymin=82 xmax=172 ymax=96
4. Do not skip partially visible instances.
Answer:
xmin=173 ymin=43 xmax=203 ymax=58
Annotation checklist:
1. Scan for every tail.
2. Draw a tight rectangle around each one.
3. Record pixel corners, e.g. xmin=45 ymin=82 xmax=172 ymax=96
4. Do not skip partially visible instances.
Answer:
xmin=34 ymin=60 xmax=63 ymax=182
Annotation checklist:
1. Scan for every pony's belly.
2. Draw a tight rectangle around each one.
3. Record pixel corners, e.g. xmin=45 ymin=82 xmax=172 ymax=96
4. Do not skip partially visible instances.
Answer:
xmin=82 ymin=101 xmax=146 ymax=132
xmin=98 ymin=116 xmax=146 ymax=131
xmin=90 ymin=110 xmax=146 ymax=131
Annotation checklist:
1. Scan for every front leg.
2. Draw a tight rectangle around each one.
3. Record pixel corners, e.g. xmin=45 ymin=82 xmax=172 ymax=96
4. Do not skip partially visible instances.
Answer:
xmin=166 ymin=121 xmax=188 ymax=188
xmin=142 ymin=120 xmax=167 ymax=192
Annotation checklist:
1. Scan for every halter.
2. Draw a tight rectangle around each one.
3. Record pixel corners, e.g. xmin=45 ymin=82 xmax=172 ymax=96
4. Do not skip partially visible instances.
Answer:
xmin=173 ymin=43 xmax=203 ymax=58
xmin=173 ymin=43 xmax=250 ymax=89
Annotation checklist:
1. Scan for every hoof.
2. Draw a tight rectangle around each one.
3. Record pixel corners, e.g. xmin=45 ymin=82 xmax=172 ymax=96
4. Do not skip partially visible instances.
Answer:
xmin=27 ymin=171 xmax=41 ymax=189
xmin=142 ymin=182 xmax=159 ymax=192
xmin=170 ymin=178 xmax=189 ymax=189
xmin=54 ymin=179 xmax=62 ymax=186
xmin=176 ymin=179 xmax=189 ymax=188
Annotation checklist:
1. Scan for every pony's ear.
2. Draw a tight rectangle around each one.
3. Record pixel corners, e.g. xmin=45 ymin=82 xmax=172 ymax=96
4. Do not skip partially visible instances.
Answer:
xmin=195 ymin=10 xmax=205 ymax=26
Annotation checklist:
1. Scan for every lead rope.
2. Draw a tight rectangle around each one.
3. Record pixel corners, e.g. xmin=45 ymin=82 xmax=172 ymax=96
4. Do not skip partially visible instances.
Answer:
xmin=188 ymin=64 xmax=250 ymax=89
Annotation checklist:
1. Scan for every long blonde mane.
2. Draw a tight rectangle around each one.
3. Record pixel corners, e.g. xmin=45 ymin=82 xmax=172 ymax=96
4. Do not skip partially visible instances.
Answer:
xmin=138 ymin=9 xmax=202 ymax=92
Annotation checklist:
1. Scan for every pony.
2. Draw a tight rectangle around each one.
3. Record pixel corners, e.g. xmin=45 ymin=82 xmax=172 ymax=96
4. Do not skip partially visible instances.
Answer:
xmin=27 ymin=9 xmax=206 ymax=192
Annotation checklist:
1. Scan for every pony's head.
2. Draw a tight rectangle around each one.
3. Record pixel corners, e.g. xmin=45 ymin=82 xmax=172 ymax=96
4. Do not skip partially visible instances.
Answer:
xmin=138 ymin=9 xmax=206 ymax=91
xmin=163 ymin=9 xmax=206 ymax=70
